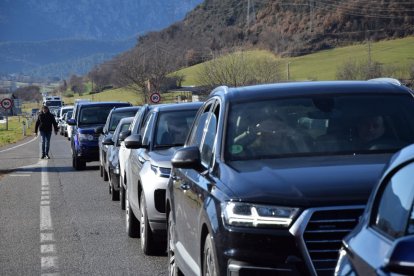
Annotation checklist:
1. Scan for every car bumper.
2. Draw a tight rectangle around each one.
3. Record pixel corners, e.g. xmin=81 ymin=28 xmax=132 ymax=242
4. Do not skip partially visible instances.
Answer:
xmin=213 ymin=227 xmax=307 ymax=276
xmin=141 ymin=170 xmax=169 ymax=234
xmin=76 ymin=145 xmax=99 ymax=162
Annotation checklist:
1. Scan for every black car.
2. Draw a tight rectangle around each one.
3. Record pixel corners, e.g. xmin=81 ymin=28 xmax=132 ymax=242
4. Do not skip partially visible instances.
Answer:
xmin=67 ymin=101 xmax=131 ymax=170
xmin=96 ymin=106 xmax=140 ymax=180
xmin=166 ymin=80 xmax=414 ymax=276
xmin=102 ymin=116 xmax=134 ymax=201
xmin=335 ymin=143 xmax=414 ymax=276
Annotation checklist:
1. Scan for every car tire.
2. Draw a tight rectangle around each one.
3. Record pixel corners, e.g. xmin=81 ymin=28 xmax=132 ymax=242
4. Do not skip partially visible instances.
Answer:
xmin=140 ymin=192 xmax=155 ymax=255
xmin=203 ymin=234 xmax=218 ymax=276
xmin=120 ymin=183 xmax=126 ymax=210
xmin=109 ymin=171 xmax=120 ymax=201
xmin=168 ymin=210 xmax=181 ymax=276
xmin=103 ymin=168 xmax=109 ymax=181
xmin=73 ymin=155 xmax=85 ymax=170
xmin=126 ymin=187 xmax=140 ymax=238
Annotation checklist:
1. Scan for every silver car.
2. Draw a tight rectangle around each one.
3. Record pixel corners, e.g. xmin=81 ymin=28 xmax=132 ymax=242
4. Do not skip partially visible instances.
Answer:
xmin=124 ymin=102 xmax=202 ymax=255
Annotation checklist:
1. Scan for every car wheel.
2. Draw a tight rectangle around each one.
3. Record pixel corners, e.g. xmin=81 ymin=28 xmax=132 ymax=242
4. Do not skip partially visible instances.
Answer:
xmin=203 ymin=234 xmax=218 ymax=276
xmin=110 ymin=171 xmax=120 ymax=201
xmin=120 ymin=182 xmax=126 ymax=210
xmin=140 ymin=192 xmax=155 ymax=255
xmin=126 ymin=187 xmax=140 ymax=238
xmin=73 ymin=155 xmax=85 ymax=170
xmin=103 ymin=168 xmax=109 ymax=181
xmin=168 ymin=210 xmax=180 ymax=276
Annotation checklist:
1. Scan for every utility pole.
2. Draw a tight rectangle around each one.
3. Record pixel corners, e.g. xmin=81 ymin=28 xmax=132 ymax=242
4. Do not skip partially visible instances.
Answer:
xmin=246 ymin=0 xmax=255 ymax=35
xmin=309 ymin=0 xmax=314 ymax=33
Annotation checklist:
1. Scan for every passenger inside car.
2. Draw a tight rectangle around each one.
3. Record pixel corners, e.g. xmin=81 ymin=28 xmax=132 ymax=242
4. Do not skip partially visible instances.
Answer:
xmin=159 ymin=116 xmax=189 ymax=145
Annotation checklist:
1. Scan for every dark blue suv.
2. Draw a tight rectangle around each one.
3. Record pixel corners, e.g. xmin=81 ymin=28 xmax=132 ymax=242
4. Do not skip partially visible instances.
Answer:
xmin=166 ymin=80 xmax=414 ymax=276
xmin=67 ymin=101 xmax=131 ymax=170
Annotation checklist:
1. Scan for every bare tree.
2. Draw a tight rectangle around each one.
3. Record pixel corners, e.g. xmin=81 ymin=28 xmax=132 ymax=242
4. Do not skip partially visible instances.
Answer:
xmin=88 ymin=63 xmax=113 ymax=92
xmin=115 ymin=44 xmax=178 ymax=103
xmin=197 ymin=49 xmax=282 ymax=88
xmin=336 ymin=59 xmax=384 ymax=80
xmin=69 ymin=74 xmax=85 ymax=95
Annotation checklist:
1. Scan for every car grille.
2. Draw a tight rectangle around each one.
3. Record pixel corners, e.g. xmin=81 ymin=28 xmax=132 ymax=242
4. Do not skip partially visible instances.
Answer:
xmin=303 ymin=208 xmax=364 ymax=276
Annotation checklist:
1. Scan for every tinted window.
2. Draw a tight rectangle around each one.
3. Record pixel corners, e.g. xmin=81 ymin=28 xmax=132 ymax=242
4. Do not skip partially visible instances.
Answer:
xmin=200 ymin=111 xmax=218 ymax=167
xmin=374 ymin=162 xmax=414 ymax=239
xmin=155 ymin=110 xmax=198 ymax=148
xmin=141 ymin=113 xmax=155 ymax=146
xmin=131 ymin=107 xmax=146 ymax=134
xmin=79 ymin=106 xmax=115 ymax=125
xmin=187 ymin=102 xmax=213 ymax=147
xmin=109 ymin=110 xmax=139 ymax=131
xmin=225 ymin=94 xmax=414 ymax=161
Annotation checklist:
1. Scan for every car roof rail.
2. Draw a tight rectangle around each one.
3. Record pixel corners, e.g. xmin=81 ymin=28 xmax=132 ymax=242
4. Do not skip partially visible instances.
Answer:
xmin=210 ymin=85 xmax=229 ymax=96
xmin=368 ymin=77 xmax=402 ymax=86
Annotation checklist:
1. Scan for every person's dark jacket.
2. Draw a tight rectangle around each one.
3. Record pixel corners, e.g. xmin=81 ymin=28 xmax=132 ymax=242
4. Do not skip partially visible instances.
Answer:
xmin=35 ymin=111 xmax=58 ymax=134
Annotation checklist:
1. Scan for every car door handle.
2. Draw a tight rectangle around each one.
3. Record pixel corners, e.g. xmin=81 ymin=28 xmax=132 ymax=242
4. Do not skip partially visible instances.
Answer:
xmin=138 ymin=156 xmax=145 ymax=164
xmin=180 ymin=183 xmax=190 ymax=191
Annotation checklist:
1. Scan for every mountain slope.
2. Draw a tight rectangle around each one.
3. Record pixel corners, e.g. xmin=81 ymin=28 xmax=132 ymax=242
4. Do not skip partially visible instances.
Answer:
xmin=129 ymin=0 xmax=414 ymax=68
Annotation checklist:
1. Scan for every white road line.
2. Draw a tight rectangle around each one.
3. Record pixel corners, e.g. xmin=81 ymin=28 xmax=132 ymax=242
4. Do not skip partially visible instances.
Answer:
xmin=0 ymin=136 xmax=37 ymax=153
xmin=40 ymin=161 xmax=59 ymax=276
xmin=8 ymin=174 xmax=31 ymax=177
xmin=40 ymin=205 xmax=52 ymax=231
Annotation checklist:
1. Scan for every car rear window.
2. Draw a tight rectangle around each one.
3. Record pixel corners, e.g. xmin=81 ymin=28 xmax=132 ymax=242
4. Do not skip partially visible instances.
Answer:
xmin=79 ymin=106 xmax=119 ymax=125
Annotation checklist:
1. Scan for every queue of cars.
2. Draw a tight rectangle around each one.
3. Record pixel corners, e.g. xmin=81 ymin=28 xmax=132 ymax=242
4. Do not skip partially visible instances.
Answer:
xmin=60 ymin=79 xmax=414 ymax=276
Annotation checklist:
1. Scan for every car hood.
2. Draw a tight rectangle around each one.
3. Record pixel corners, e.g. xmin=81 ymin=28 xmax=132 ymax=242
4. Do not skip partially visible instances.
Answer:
xmin=223 ymin=154 xmax=391 ymax=207
xmin=148 ymin=147 xmax=181 ymax=168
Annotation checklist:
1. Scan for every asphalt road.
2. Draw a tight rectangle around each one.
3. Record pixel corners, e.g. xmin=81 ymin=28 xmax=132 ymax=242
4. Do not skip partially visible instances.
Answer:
xmin=0 ymin=134 xmax=167 ymax=275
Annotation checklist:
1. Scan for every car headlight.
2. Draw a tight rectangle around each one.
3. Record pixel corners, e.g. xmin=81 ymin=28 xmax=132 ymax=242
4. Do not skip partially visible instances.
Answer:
xmin=150 ymin=165 xmax=171 ymax=178
xmin=79 ymin=133 xmax=94 ymax=141
xmin=222 ymin=202 xmax=299 ymax=228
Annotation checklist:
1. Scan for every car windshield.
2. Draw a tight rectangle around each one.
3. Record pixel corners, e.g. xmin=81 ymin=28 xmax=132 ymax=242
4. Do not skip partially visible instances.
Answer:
xmin=225 ymin=93 xmax=414 ymax=161
xmin=79 ymin=106 xmax=116 ymax=125
xmin=109 ymin=110 xmax=139 ymax=132
xmin=45 ymin=100 xmax=62 ymax=107
xmin=154 ymin=110 xmax=198 ymax=148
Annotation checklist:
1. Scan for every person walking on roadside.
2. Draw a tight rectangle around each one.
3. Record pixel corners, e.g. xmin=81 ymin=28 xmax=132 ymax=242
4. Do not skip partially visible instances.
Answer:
xmin=35 ymin=105 xmax=58 ymax=159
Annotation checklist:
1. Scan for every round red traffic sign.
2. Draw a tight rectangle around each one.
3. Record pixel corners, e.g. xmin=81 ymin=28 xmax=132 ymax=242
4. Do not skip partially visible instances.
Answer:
xmin=1 ymin=98 xmax=13 ymax=110
xmin=150 ymin=93 xmax=161 ymax=104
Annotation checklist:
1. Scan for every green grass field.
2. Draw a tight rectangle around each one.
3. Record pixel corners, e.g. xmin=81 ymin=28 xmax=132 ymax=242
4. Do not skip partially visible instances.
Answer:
xmin=0 ymin=116 xmax=34 ymax=148
xmin=178 ymin=36 xmax=414 ymax=85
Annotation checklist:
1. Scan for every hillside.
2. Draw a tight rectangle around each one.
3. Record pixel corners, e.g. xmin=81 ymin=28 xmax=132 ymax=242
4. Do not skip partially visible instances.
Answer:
xmin=177 ymin=36 xmax=414 ymax=85
xmin=131 ymin=0 xmax=414 ymax=68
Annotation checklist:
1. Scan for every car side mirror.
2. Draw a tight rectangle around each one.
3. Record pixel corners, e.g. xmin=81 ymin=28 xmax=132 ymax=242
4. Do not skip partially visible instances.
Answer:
xmin=124 ymin=134 xmax=144 ymax=149
xmin=383 ymin=235 xmax=414 ymax=275
xmin=119 ymin=130 xmax=131 ymax=142
xmin=102 ymin=136 xmax=114 ymax=146
xmin=67 ymin=118 xmax=76 ymax=125
xmin=95 ymin=126 xmax=104 ymax=134
xmin=171 ymin=146 xmax=202 ymax=170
